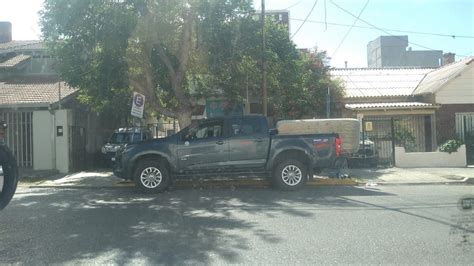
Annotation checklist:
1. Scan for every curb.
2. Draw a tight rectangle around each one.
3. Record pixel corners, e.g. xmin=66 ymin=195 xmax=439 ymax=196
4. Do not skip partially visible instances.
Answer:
xmin=24 ymin=178 xmax=361 ymax=189
xmin=21 ymin=177 xmax=473 ymax=189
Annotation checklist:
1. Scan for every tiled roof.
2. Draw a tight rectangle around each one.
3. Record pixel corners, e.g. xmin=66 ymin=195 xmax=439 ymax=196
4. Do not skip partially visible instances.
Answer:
xmin=330 ymin=68 xmax=433 ymax=98
xmin=345 ymin=102 xmax=438 ymax=110
xmin=14 ymin=42 xmax=46 ymax=51
xmin=0 ymin=54 xmax=31 ymax=68
xmin=413 ymin=56 xmax=474 ymax=95
xmin=0 ymin=77 xmax=78 ymax=107
xmin=0 ymin=41 xmax=42 ymax=53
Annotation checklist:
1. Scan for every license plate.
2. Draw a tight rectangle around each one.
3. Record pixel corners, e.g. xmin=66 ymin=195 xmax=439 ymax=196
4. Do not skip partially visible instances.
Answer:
xmin=111 ymin=157 xmax=116 ymax=161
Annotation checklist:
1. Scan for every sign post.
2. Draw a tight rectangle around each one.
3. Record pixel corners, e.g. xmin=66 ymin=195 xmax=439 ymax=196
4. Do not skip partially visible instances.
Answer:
xmin=130 ymin=91 xmax=145 ymax=142
xmin=131 ymin=92 xmax=145 ymax=119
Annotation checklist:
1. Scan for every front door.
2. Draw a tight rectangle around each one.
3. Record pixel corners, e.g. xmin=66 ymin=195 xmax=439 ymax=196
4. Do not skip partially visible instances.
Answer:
xmin=176 ymin=120 xmax=229 ymax=171
xmin=227 ymin=117 xmax=269 ymax=168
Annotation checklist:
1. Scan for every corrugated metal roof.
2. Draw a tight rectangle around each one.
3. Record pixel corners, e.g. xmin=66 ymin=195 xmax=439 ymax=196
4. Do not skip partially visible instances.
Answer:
xmin=345 ymin=102 xmax=437 ymax=110
xmin=0 ymin=54 xmax=31 ymax=68
xmin=0 ymin=78 xmax=78 ymax=106
xmin=413 ymin=56 xmax=474 ymax=95
xmin=330 ymin=68 xmax=433 ymax=98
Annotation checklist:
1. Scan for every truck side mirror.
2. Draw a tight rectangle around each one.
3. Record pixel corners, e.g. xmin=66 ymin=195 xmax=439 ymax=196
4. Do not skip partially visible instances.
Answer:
xmin=269 ymin=128 xmax=278 ymax=136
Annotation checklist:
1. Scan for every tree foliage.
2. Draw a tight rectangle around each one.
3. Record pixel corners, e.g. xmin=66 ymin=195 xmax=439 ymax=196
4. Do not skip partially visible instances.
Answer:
xmin=40 ymin=0 xmax=137 ymax=126
xmin=41 ymin=0 xmax=345 ymax=128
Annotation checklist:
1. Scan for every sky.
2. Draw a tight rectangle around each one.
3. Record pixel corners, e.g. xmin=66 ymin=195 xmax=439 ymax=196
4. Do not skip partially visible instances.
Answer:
xmin=0 ymin=0 xmax=473 ymax=67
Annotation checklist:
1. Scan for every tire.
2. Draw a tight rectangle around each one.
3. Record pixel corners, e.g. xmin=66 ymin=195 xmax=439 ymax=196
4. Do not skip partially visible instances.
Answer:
xmin=273 ymin=159 xmax=308 ymax=191
xmin=134 ymin=159 xmax=171 ymax=193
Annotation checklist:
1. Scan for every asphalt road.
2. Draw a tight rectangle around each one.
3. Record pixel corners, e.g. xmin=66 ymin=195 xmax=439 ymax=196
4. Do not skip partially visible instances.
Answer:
xmin=0 ymin=185 xmax=473 ymax=265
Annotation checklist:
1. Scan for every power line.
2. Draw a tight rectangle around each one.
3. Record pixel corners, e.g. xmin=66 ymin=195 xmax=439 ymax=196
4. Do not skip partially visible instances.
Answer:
xmin=329 ymin=0 xmax=471 ymax=57
xmin=289 ymin=18 xmax=474 ymax=39
xmin=332 ymin=0 xmax=370 ymax=58
xmin=291 ymin=0 xmax=319 ymax=39
xmin=324 ymin=0 xmax=327 ymax=31
xmin=285 ymin=0 xmax=303 ymax=9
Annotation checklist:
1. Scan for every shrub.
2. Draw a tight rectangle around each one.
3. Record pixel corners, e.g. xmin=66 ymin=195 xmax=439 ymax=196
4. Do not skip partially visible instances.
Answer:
xmin=438 ymin=138 xmax=464 ymax=154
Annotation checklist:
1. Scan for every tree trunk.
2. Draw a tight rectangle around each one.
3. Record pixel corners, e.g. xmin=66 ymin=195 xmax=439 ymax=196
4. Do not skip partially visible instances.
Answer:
xmin=177 ymin=111 xmax=193 ymax=129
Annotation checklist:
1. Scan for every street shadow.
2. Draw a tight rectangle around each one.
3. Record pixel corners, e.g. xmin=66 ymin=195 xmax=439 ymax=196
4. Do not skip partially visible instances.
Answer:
xmin=0 ymin=186 xmax=392 ymax=264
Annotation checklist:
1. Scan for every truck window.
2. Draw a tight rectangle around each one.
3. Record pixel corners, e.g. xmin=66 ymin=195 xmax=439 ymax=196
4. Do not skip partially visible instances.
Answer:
xmin=188 ymin=121 xmax=223 ymax=140
xmin=231 ymin=118 xmax=263 ymax=136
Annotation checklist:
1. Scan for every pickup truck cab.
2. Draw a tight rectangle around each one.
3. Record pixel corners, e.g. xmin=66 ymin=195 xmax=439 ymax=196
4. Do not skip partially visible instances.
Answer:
xmin=113 ymin=115 xmax=342 ymax=192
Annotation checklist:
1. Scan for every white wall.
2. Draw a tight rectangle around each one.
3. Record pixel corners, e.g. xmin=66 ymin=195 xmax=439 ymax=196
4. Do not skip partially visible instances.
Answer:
xmin=54 ymin=109 xmax=71 ymax=173
xmin=32 ymin=109 xmax=72 ymax=173
xmin=32 ymin=111 xmax=54 ymax=170
xmin=395 ymin=145 xmax=467 ymax=168
xmin=436 ymin=66 xmax=474 ymax=104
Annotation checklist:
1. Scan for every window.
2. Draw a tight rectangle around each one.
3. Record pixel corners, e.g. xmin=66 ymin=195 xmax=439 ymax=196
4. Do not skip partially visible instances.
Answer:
xmin=186 ymin=121 xmax=223 ymax=140
xmin=231 ymin=118 xmax=262 ymax=136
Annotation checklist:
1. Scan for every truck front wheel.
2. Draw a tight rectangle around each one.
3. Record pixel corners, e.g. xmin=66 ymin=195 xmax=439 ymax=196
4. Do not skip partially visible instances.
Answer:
xmin=273 ymin=159 xmax=308 ymax=190
xmin=134 ymin=160 xmax=171 ymax=193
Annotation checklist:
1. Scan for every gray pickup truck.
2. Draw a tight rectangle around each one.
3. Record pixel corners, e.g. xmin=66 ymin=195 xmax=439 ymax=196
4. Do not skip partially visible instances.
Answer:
xmin=113 ymin=115 xmax=343 ymax=192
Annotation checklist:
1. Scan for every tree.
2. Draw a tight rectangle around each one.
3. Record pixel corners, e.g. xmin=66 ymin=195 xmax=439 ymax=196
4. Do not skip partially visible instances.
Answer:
xmin=126 ymin=0 xmax=259 ymax=128
xmin=40 ymin=0 xmax=137 ymax=127
xmin=298 ymin=49 xmax=345 ymax=119
xmin=41 ymin=0 xmax=343 ymax=128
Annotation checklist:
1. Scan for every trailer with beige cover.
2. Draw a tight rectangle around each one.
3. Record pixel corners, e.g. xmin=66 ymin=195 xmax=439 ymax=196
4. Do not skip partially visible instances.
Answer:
xmin=276 ymin=119 xmax=360 ymax=154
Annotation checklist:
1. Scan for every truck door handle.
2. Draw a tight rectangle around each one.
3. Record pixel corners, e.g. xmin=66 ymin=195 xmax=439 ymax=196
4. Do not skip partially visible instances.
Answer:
xmin=255 ymin=138 xmax=263 ymax=142
xmin=216 ymin=140 xmax=225 ymax=145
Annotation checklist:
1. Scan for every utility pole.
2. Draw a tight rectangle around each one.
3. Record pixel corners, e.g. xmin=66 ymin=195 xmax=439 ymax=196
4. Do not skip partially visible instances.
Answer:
xmin=58 ymin=80 xmax=62 ymax=110
xmin=261 ymin=0 xmax=267 ymax=116
xmin=326 ymin=87 xmax=330 ymax=118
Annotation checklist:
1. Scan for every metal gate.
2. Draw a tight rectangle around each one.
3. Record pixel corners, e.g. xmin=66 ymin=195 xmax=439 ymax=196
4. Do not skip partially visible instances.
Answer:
xmin=0 ymin=111 xmax=33 ymax=167
xmin=456 ymin=113 xmax=474 ymax=164
xmin=362 ymin=117 xmax=395 ymax=166
xmin=69 ymin=126 xmax=86 ymax=171
xmin=362 ymin=115 xmax=432 ymax=166
xmin=456 ymin=113 xmax=474 ymax=140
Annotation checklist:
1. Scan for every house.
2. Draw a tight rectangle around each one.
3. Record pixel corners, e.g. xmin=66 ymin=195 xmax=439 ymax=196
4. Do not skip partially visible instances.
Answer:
xmin=331 ymin=67 xmax=439 ymax=163
xmin=413 ymin=56 xmax=474 ymax=144
xmin=331 ymin=56 xmax=474 ymax=165
xmin=0 ymin=22 xmax=103 ymax=173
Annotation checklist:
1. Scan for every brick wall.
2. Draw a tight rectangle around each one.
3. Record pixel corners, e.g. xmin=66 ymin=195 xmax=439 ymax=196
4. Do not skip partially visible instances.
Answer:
xmin=436 ymin=104 xmax=474 ymax=143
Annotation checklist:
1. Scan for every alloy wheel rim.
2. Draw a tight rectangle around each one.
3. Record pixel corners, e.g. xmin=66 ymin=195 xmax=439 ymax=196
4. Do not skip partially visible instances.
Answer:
xmin=140 ymin=167 xmax=163 ymax=188
xmin=281 ymin=165 xmax=302 ymax=186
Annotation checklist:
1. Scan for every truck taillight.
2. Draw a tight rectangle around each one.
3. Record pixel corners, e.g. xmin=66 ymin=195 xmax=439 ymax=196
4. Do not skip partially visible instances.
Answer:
xmin=335 ymin=137 xmax=342 ymax=157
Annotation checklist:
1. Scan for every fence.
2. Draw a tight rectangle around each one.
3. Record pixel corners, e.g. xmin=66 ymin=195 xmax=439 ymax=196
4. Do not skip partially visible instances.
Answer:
xmin=0 ymin=111 xmax=33 ymax=168
xmin=150 ymin=121 xmax=180 ymax=138
xmin=362 ymin=115 xmax=433 ymax=166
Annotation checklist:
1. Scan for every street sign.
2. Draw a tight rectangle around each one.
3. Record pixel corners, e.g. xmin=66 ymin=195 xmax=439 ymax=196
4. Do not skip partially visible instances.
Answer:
xmin=131 ymin=92 xmax=145 ymax=118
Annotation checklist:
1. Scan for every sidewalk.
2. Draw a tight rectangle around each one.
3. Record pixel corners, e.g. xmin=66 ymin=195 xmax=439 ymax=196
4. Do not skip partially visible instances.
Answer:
xmin=18 ymin=167 xmax=474 ymax=189
xmin=349 ymin=167 xmax=474 ymax=185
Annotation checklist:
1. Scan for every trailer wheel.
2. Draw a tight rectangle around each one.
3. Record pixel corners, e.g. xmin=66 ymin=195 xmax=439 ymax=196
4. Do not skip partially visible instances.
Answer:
xmin=273 ymin=159 xmax=307 ymax=190
xmin=134 ymin=160 xmax=170 ymax=193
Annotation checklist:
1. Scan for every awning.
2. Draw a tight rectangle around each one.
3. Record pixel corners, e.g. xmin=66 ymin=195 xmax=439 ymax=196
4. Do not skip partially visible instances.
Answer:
xmin=345 ymin=102 xmax=439 ymax=110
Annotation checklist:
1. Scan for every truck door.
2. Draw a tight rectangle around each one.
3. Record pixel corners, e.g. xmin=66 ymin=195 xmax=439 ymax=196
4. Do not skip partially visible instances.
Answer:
xmin=227 ymin=117 xmax=269 ymax=168
xmin=176 ymin=119 xmax=229 ymax=171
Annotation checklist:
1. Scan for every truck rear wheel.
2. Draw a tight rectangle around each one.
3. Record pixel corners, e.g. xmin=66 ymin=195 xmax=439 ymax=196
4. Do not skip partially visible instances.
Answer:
xmin=134 ymin=160 xmax=171 ymax=193
xmin=273 ymin=159 xmax=307 ymax=190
